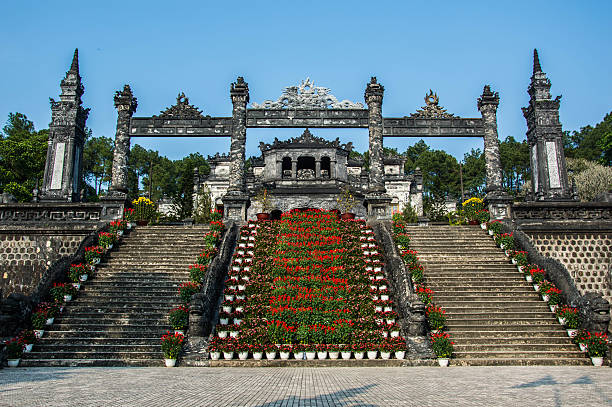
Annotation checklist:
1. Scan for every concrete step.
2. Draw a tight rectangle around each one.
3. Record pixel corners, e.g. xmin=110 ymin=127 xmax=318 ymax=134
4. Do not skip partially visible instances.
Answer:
xmin=37 ymin=337 xmax=160 ymax=345
xmin=445 ymin=318 xmax=558 ymax=326
xmin=450 ymin=329 xmax=568 ymax=338
xmin=445 ymin=312 xmax=556 ymax=320
xmin=22 ymin=351 xmax=163 ymax=360
xmin=453 ymin=350 xmax=588 ymax=359
xmin=43 ymin=330 xmax=172 ymax=339
xmin=31 ymin=344 xmax=162 ymax=353
xmin=453 ymin=343 xmax=578 ymax=352
xmin=450 ymin=357 xmax=591 ymax=366
xmin=19 ymin=358 xmax=163 ymax=367
xmin=45 ymin=323 xmax=172 ymax=332
xmin=446 ymin=323 xmax=562 ymax=331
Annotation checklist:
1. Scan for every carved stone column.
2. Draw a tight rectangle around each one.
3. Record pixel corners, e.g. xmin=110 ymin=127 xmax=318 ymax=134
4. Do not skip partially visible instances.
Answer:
xmin=108 ymin=85 xmax=137 ymax=198
xmin=364 ymin=77 xmax=391 ymax=219
xmin=478 ymin=85 xmax=512 ymax=219
xmin=222 ymin=77 xmax=250 ymax=221
xmin=365 ymin=77 xmax=385 ymax=193
xmin=291 ymin=160 xmax=297 ymax=179
xmin=315 ymin=159 xmax=321 ymax=179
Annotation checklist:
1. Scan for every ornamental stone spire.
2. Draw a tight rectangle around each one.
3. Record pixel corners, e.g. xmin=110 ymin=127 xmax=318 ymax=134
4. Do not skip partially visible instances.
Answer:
xmin=40 ymin=48 xmax=90 ymax=202
xmin=522 ymin=49 xmax=572 ymax=200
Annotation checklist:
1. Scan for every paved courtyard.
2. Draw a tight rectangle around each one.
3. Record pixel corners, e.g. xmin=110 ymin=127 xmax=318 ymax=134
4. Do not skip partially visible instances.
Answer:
xmin=1 ymin=366 xmax=611 ymax=406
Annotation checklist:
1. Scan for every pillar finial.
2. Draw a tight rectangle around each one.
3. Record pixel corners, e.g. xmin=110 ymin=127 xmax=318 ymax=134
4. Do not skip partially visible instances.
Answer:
xmin=70 ymin=48 xmax=79 ymax=74
xmin=533 ymin=48 xmax=542 ymax=75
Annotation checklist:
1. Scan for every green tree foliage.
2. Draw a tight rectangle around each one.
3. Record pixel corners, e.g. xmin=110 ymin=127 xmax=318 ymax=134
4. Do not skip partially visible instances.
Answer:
xmin=461 ymin=148 xmax=485 ymax=196
xmin=499 ymin=136 xmax=530 ymax=194
xmin=567 ymin=158 xmax=612 ymax=201
xmin=82 ymin=136 xmax=113 ymax=196
xmin=0 ymin=113 xmax=48 ymax=201
xmin=565 ymin=111 xmax=612 ymax=165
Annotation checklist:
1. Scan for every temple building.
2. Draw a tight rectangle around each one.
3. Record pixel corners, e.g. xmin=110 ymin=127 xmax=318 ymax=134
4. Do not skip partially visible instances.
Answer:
xmin=196 ymin=128 xmax=423 ymax=218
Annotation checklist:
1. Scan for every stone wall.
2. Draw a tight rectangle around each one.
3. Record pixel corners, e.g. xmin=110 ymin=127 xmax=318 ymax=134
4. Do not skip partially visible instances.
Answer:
xmin=526 ymin=231 xmax=612 ymax=304
xmin=0 ymin=227 xmax=93 ymax=298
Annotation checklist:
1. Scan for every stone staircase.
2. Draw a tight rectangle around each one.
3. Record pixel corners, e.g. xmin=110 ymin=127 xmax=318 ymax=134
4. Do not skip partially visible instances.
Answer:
xmin=407 ymin=225 xmax=590 ymax=366
xmin=21 ymin=225 xmax=209 ymax=367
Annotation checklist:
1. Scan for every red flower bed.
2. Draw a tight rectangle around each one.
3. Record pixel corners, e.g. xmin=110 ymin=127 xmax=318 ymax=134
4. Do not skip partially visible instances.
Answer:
xmin=215 ymin=209 xmax=405 ymax=358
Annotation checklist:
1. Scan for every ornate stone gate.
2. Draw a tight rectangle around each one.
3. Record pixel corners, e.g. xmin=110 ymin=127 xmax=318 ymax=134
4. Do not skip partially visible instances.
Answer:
xmin=118 ymin=76 xmax=510 ymax=220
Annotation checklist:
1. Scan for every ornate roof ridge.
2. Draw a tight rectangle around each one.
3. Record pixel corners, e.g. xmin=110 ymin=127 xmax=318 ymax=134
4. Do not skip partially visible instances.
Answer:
xmin=410 ymin=90 xmax=455 ymax=119
xmin=156 ymin=93 xmax=205 ymax=119
xmin=259 ymin=128 xmax=353 ymax=152
xmin=251 ymin=78 xmax=364 ymax=110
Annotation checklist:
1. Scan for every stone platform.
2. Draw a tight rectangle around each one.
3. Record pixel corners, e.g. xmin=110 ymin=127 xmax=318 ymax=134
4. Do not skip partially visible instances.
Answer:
xmin=1 ymin=366 xmax=610 ymax=406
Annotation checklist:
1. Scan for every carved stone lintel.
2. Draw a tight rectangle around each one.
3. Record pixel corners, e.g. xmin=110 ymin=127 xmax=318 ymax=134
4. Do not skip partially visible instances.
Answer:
xmin=259 ymin=128 xmax=353 ymax=152
xmin=157 ymin=93 xmax=204 ymax=119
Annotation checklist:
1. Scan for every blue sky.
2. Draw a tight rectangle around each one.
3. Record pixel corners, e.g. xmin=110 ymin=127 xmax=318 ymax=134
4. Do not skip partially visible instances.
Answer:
xmin=1 ymin=1 xmax=610 ymax=161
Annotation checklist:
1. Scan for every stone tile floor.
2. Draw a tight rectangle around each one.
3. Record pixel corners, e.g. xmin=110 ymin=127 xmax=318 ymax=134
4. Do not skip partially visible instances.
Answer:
xmin=1 ymin=366 xmax=611 ymax=407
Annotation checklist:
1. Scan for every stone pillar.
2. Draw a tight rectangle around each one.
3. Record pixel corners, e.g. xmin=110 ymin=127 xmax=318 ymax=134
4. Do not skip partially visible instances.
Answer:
xmin=222 ymin=77 xmax=250 ymax=221
xmin=522 ymin=49 xmax=573 ymax=201
xmin=276 ymin=160 xmax=282 ymax=179
xmin=315 ymin=159 xmax=321 ymax=179
xmin=330 ymin=160 xmax=336 ymax=179
xmin=364 ymin=77 xmax=391 ymax=219
xmin=291 ymin=160 xmax=297 ymax=179
xmin=108 ymin=85 xmax=137 ymax=198
xmin=478 ymin=85 xmax=512 ymax=219
xmin=365 ymin=77 xmax=385 ymax=194
xmin=40 ymin=49 xmax=90 ymax=202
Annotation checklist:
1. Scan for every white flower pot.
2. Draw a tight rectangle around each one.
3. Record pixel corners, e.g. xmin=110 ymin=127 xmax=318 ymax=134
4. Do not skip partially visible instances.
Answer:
xmin=375 ymin=306 xmax=383 ymax=312
xmin=229 ymin=331 xmax=238 ymax=338
xmin=533 ymin=284 xmax=540 ymax=292
xmin=354 ymin=351 xmax=365 ymax=360
xmin=232 ymin=266 xmax=240 ymax=271
xmin=542 ymin=294 xmax=549 ymax=302
xmin=220 ymin=318 xmax=229 ymax=325
xmin=379 ymin=285 xmax=387 ymax=290
xmin=394 ymin=351 xmax=406 ymax=360
xmin=558 ymin=317 xmax=566 ymax=325
xmin=266 ymin=351 xmax=278 ymax=360
xmin=317 ymin=351 xmax=328 ymax=360
xmin=341 ymin=351 xmax=352 ymax=360
xmin=222 ymin=306 xmax=232 ymax=313
xmin=579 ymin=343 xmax=588 ymax=352
xmin=236 ymin=295 xmax=246 ymax=300
xmin=372 ymin=295 xmax=379 ymax=301
xmin=238 ymin=351 xmax=248 ymax=360
xmin=550 ymin=305 xmax=558 ymax=313
xmin=223 ymin=352 xmax=234 ymax=360
xmin=382 ymin=331 xmax=389 ymax=338
xmin=391 ymin=331 xmax=400 ymax=338
xmin=24 ymin=344 xmax=33 ymax=353
xmin=210 ymin=351 xmax=221 ymax=360
xmin=387 ymin=318 xmax=396 ymax=324
xmin=511 ymin=259 xmax=517 ymax=265
xmin=235 ymin=306 xmax=244 ymax=313
xmin=34 ymin=330 xmax=44 ymax=339
xmin=279 ymin=352 xmax=290 ymax=360
xmin=380 ymin=352 xmax=391 ymax=360
xmin=367 ymin=351 xmax=378 ymax=360
xmin=79 ymin=274 xmax=88 ymax=282
xmin=329 ymin=351 xmax=339 ymax=360
xmin=174 ymin=330 xmax=184 ymax=335
xmin=381 ymin=294 xmax=389 ymax=301
xmin=488 ymin=230 xmax=494 ymax=236
xmin=45 ymin=317 xmax=54 ymax=325
xmin=165 ymin=358 xmax=176 ymax=367
xmin=72 ymin=283 xmax=81 ymax=290
xmin=566 ymin=329 xmax=577 ymax=338
xmin=305 ymin=351 xmax=316 ymax=360
xmin=225 ymin=295 xmax=235 ymax=301
xmin=480 ymin=223 xmax=487 ymax=230
xmin=234 ymin=319 xmax=242 ymax=325
xmin=7 ymin=359 xmax=20 ymax=367
xmin=525 ymin=275 xmax=533 ymax=282
xmin=252 ymin=352 xmax=263 ymax=360
xmin=518 ymin=266 xmax=524 ymax=273
xmin=293 ymin=351 xmax=305 ymax=360
xmin=217 ymin=331 xmax=228 ymax=338
xmin=384 ymin=306 xmax=393 ymax=312
xmin=64 ymin=295 xmax=72 ymax=302
xmin=591 ymin=356 xmax=603 ymax=367
xmin=126 ymin=223 xmax=132 ymax=230
xmin=438 ymin=358 xmax=449 ymax=367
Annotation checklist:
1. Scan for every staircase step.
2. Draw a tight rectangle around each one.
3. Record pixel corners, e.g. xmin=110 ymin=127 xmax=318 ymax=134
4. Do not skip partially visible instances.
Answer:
xmin=20 ymin=358 xmax=163 ymax=367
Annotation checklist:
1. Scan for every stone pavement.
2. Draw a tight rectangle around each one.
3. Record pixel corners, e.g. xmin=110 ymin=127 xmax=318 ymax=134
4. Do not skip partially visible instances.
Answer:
xmin=0 ymin=366 xmax=611 ymax=407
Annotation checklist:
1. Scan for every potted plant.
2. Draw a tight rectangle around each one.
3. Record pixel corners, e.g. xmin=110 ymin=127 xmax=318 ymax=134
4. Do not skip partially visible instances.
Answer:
xmin=327 ymin=343 xmax=340 ymax=360
xmin=132 ymin=196 xmax=156 ymax=226
xmin=84 ymin=246 xmax=104 ymax=265
xmin=513 ymin=251 xmax=529 ymax=271
xmin=109 ymin=219 xmax=127 ymax=237
xmin=572 ymin=329 xmax=591 ymax=352
xmin=476 ymin=209 xmax=490 ymax=228
xmin=336 ymin=186 xmax=356 ymax=219
xmin=18 ymin=329 xmax=37 ymax=353
xmin=98 ymin=232 xmax=117 ymax=250
xmin=426 ymin=305 xmax=447 ymax=331
xmin=208 ymin=338 xmax=222 ymax=360
xmin=169 ymin=305 xmax=189 ymax=334
xmin=31 ymin=310 xmax=47 ymax=338
xmin=586 ymin=332 xmax=608 ymax=366
xmin=161 ymin=331 xmax=184 ymax=367
xmin=431 ymin=331 xmax=454 ymax=367
xmin=123 ymin=207 xmax=135 ymax=228
xmin=267 ymin=344 xmax=279 ymax=360
xmin=178 ymin=282 xmax=201 ymax=304
xmin=564 ymin=308 xmax=582 ymax=337
xmin=251 ymin=343 xmax=264 ymax=360
xmin=68 ymin=263 xmax=89 ymax=284
xmin=253 ymin=189 xmax=274 ymax=220
xmin=461 ymin=197 xmax=484 ymax=225
xmin=4 ymin=338 xmax=24 ymax=367
xmin=487 ymin=219 xmax=502 ymax=236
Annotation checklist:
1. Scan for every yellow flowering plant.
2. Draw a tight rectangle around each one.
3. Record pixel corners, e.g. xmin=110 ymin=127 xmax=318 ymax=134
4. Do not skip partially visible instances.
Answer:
xmin=132 ymin=197 xmax=156 ymax=222
xmin=461 ymin=197 xmax=484 ymax=222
